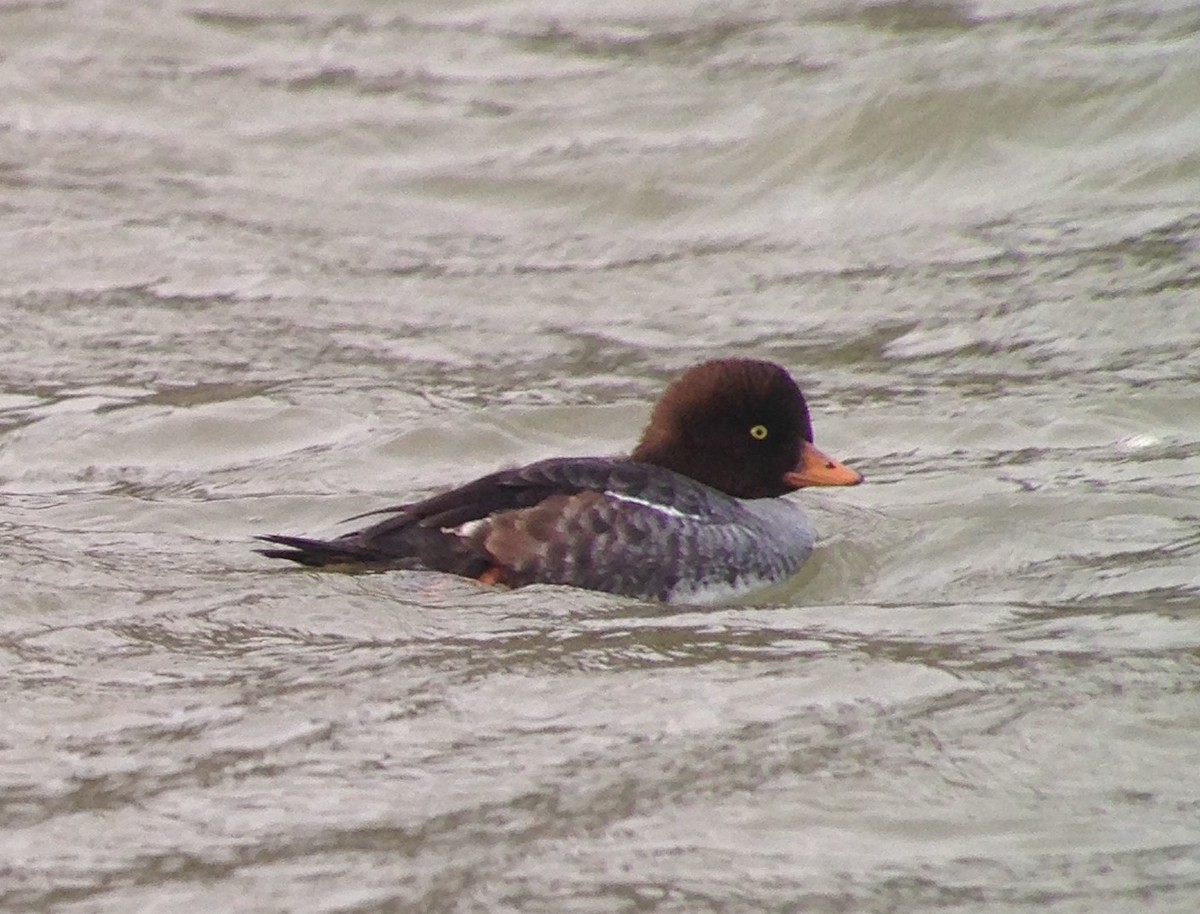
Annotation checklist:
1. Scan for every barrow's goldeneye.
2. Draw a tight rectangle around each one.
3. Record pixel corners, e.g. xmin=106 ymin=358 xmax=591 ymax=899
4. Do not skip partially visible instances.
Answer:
xmin=257 ymin=358 xmax=862 ymax=603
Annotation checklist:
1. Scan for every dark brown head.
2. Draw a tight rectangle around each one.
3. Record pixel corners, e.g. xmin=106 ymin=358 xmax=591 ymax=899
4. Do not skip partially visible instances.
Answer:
xmin=630 ymin=359 xmax=862 ymax=499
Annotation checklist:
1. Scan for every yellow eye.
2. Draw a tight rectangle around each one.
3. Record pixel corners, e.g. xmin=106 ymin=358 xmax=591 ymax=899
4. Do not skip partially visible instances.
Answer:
xmin=750 ymin=424 xmax=769 ymax=440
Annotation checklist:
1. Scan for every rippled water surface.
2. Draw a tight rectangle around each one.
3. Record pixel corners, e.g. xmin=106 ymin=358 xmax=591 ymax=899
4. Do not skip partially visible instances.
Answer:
xmin=3 ymin=1 xmax=1200 ymax=911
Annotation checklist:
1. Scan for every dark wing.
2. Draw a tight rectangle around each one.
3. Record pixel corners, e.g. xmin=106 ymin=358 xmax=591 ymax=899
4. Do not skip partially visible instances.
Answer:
xmin=347 ymin=456 xmax=650 ymax=529
xmin=257 ymin=457 xmax=656 ymax=573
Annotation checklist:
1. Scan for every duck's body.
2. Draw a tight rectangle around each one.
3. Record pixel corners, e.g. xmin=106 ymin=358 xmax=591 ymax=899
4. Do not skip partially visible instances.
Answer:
xmin=260 ymin=456 xmax=818 ymax=603
xmin=258 ymin=359 xmax=862 ymax=603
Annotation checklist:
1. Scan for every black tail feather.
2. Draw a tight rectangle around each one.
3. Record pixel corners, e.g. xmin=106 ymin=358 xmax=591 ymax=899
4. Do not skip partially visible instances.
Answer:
xmin=254 ymin=534 xmax=381 ymax=568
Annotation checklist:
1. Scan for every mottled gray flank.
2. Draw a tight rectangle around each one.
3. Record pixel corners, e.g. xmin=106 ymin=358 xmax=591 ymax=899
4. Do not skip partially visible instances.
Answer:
xmin=482 ymin=476 xmax=816 ymax=603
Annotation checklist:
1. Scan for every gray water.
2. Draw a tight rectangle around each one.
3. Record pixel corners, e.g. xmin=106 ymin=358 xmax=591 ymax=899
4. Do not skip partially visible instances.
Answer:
xmin=3 ymin=1 xmax=1200 ymax=911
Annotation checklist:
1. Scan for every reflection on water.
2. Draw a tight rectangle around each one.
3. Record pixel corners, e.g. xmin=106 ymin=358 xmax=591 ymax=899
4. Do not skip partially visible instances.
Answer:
xmin=2 ymin=0 xmax=1199 ymax=911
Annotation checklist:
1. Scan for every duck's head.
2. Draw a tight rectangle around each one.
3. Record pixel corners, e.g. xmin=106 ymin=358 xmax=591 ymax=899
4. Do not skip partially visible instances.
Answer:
xmin=630 ymin=358 xmax=862 ymax=499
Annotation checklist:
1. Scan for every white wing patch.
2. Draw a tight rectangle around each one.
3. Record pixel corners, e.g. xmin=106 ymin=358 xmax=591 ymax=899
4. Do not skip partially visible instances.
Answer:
xmin=604 ymin=491 xmax=702 ymax=521
xmin=447 ymin=518 xmax=488 ymax=538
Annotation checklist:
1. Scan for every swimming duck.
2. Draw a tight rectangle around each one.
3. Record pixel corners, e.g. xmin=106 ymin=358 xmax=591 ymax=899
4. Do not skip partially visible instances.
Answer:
xmin=257 ymin=358 xmax=862 ymax=603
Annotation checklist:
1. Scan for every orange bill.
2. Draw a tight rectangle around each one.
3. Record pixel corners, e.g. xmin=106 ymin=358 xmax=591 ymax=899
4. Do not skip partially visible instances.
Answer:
xmin=784 ymin=441 xmax=863 ymax=488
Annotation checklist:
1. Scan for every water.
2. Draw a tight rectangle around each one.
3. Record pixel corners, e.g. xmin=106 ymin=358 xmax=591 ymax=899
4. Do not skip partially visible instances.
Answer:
xmin=2 ymin=0 xmax=1200 ymax=910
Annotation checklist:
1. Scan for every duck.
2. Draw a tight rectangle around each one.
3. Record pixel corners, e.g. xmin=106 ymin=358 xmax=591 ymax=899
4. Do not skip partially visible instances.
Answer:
xmin=257 ymin=358 xmax=862 ymax=604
